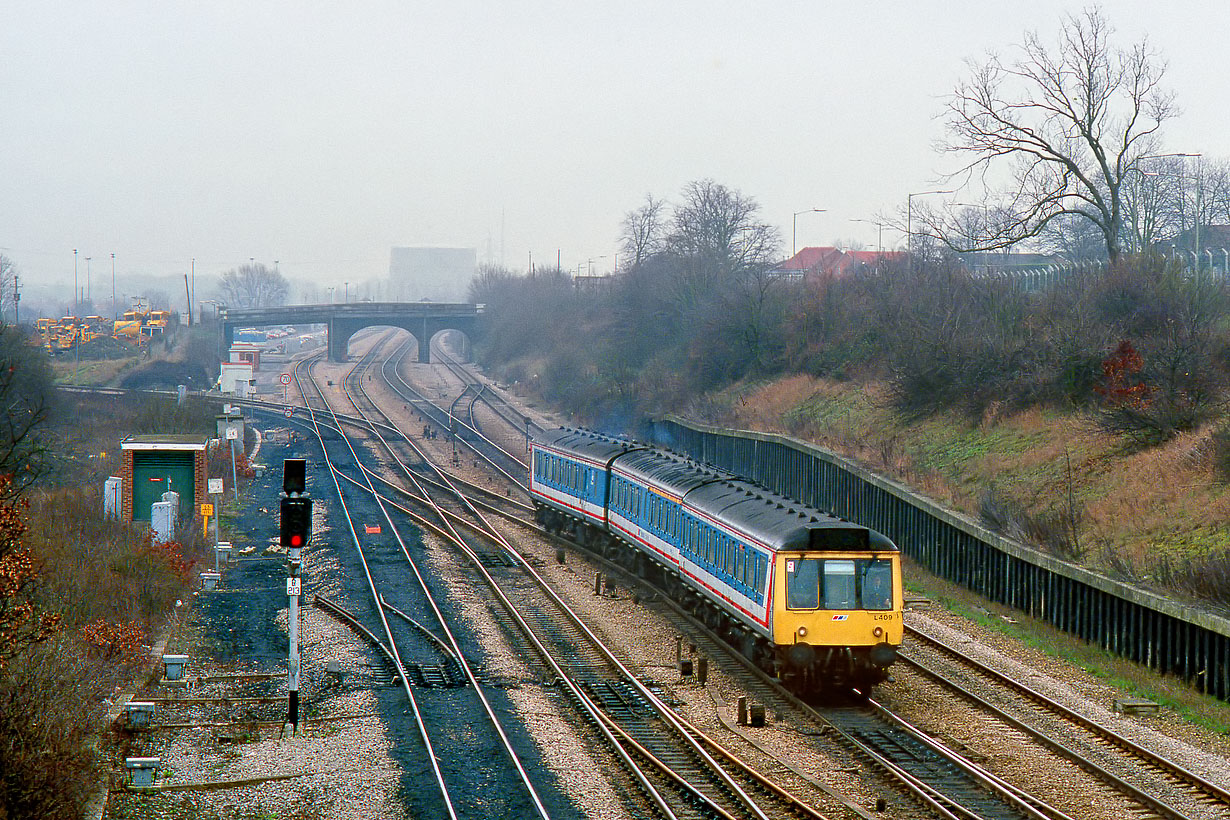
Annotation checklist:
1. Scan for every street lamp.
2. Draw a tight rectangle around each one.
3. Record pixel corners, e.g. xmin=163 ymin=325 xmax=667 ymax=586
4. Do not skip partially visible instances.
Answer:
xmin=792 ymin=208 xmax=826 ymax=258
xmin=85 ymin=257 xmax=91 ymax=305
xmin=73 ymin=249 xmax=78 ymax=315
xmin=849 ymin=218 xmax=885 ymax=254
xmin=1139 ymin=152 xmax=1202 ymax=268
xmin=111 ymin=253 xmax=116 ymax=322
xmin=586 ymin=255 xmax=606 ymax=275
xmin=327 ymin=287 xmax=334 ymax=304
xmin=344 ymin=282 xmax=349 ymax=303
xmin=907 ymin=190 xmax=953 ymax=262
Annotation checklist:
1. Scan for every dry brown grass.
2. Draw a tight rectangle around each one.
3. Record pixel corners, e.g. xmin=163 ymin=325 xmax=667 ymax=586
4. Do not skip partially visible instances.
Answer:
xmin=723 ymin=375 xmax=1230 ymax=579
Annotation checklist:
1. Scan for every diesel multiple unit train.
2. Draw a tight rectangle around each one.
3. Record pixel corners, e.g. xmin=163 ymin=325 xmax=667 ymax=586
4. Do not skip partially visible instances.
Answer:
xmin=529 ymin=428 xmax=903 ymax=695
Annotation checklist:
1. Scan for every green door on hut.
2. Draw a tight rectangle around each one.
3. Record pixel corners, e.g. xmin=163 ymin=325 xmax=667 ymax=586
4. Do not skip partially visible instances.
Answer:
xmin=132 ymin=451 xmax=196 ymax=522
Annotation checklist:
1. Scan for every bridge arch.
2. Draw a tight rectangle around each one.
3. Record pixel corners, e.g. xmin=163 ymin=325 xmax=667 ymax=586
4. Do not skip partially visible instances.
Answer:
xmin=328 ymin=318 xmax=473 ymax=363
xmin=219 ymin=302 xmax=480 ymax=364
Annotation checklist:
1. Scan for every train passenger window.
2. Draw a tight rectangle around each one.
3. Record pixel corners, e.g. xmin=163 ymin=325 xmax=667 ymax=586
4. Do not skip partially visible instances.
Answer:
xmin=823 ymin=560 xmax=857 ymax=609
xmin=861 ymin=559 xmax=894 ymax=611
xmin=786 ymin=558 xmax=821 ymax=609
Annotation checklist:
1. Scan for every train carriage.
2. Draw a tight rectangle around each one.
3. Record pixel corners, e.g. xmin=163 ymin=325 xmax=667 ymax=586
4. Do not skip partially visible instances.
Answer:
xmin=530 ymin=427 xmax=903 ymax=695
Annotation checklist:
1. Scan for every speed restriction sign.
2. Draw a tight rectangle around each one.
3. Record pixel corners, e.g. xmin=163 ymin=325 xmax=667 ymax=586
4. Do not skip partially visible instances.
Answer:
xmin=283 ymin=407 xmax=294 ymax=418
xmin=280 ymin=373 xmax=291 ymax=385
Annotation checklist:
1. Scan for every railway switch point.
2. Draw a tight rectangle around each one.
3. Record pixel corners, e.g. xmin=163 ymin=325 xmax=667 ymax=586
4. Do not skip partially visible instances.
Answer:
xmin=124 ymin=757 xmax=160 ymax=789
xmin=162 ymin=654 xmax=189 ymax=681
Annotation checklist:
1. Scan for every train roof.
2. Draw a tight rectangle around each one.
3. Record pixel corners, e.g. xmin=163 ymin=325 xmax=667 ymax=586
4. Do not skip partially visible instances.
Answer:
xmin=609 ymin=439 xmax=895 ymax=553
xmin=537 ymin=427 xmax=896 ymax=553
xmin=533 ymin=427 xmax=639 ymax=465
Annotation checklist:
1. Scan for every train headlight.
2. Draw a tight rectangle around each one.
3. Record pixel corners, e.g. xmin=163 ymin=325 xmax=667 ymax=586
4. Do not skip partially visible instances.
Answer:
xmin=796 ymin=626 xmax=807 ymax=638
xmin=873 ymin=626 xmax=884 ymax=639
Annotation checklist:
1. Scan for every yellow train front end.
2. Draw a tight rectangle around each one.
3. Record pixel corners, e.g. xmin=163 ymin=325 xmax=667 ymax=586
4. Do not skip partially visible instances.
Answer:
xmin=771 ymin=550 xmax=903 ymax=694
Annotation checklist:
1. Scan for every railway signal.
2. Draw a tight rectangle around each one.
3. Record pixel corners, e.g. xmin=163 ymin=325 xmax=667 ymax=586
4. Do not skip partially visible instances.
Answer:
xmin=280 ymin=458 xmax=311 ymax=733
xmin=280 ymin=497 xmax=312 ymax=548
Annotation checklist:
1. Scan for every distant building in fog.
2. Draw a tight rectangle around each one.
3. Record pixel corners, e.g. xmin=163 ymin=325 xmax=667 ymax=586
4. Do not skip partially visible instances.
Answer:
xmin=389 ymin=247 xmax=476 ymax=303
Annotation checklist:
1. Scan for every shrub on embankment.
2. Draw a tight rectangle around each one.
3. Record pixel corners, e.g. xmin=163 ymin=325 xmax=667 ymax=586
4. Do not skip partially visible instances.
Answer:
xmin=0 ymin=367 xmax=212 ymax=819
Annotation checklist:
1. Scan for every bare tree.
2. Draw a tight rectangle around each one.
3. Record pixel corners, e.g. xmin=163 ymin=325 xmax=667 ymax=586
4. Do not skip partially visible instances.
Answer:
xmin=0 ymin=255 xmax=15 ymax=322
xmin=665 ymin=179 xmax=780 ymax=313
xmin=936 ymin=8 xmax=1175 ymax=262
xmin=217 ymin=263 xmax=289 ymax=309
xmin=619 ymin=195 xmax=667 ymax=270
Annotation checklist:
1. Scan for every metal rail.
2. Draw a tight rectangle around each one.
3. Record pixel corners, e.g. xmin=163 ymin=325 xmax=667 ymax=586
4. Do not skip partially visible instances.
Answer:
xmin=344 ymin=335 xmax=837 ymax=820
xmin=902 ymin=625 xmax=1230 ymax=819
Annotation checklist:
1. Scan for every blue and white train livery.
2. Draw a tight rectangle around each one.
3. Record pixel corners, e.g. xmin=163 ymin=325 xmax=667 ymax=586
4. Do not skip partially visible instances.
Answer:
xmin=530 ymin=428 xmax=902 ymax=695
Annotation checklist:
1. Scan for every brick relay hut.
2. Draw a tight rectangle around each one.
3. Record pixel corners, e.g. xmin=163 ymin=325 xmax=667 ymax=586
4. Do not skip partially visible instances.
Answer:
xmin=120 ymin=434 xmax=209 ymax=523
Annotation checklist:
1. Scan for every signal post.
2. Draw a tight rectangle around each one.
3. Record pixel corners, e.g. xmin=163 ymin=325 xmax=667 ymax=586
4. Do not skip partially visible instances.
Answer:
xmin=279 ymin=459 xmax=312 ymax=733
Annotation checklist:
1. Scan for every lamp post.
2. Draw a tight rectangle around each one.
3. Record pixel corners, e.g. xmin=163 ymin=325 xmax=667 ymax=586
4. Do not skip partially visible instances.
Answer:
xmin=1138 ymin=153 xmax=1201 ymax=264
xmin=85 ymin=256 xmax=91 ymax=304
xmin=111 ymin=253 xmax=117 ymax=322
xmin=327 ymin=287 xmax=334 ymax=304
xmin=907 ymin=190 xmax=953 ymax=264
xmin=849 ymin=219 xmax=885 ymax=254
xmin=73 ymin=249 xmax=78 ymax=315
xmin=344 ymin=282 xmax=349 ymax=303
xmin=586 ymin=255 xmax=606 ymax=275
xmin=792 ymin=208 xmax=826 ymax=258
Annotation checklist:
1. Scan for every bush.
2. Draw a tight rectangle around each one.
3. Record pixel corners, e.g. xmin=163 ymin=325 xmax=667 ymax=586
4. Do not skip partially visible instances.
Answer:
xmin=0 ymin=639 xmax=121 ymax=820
xmin=1213 ymin=424 xmax=1230 ymax=484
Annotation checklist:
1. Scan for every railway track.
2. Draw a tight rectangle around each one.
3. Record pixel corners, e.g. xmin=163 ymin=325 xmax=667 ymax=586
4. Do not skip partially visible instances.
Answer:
xmin=68 ymin=337 xmax=1230 ymax=818
xmin=900 ymin=622 xmax=1230 ymax=820
xmin=288 ymin=333 xmax=836 ymax=818
xmin=290 ymin=336 xmax=559 ymax=819
xmin=391 ymin=350 xmax=1230 ymax=820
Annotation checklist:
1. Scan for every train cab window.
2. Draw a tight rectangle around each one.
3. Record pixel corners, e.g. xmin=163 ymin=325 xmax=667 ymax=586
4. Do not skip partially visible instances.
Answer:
xmin=786 ymin=558 xmax=821 ymax=609
xmin=861 ymin=559 xmax=894 ymax=611
xmin=823 ymin=560 xmax=858 ymax=609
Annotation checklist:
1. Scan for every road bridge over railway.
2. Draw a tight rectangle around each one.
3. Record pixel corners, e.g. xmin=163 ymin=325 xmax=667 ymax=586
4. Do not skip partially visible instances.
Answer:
xmin=218 ymin=302 xmax=481 ymax=363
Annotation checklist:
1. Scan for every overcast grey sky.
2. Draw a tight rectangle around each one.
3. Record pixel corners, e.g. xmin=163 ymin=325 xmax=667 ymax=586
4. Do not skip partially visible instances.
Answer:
xmin=3 ymin=1 xmax=1227 ymax=300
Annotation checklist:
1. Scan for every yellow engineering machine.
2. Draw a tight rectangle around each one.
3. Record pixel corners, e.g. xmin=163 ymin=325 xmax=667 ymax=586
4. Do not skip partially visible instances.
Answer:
xmin=35 ymin=298 xmax=178 ymax=355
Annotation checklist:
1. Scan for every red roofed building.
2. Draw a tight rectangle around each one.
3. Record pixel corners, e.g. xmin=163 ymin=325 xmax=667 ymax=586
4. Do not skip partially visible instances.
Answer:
xmin=771 ymin=246 xmax=906 ymax=280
